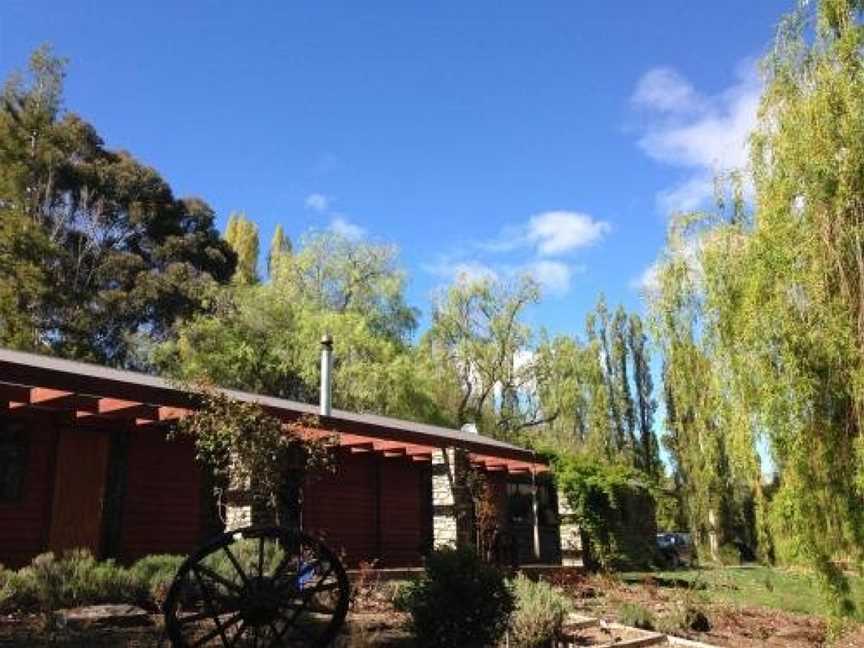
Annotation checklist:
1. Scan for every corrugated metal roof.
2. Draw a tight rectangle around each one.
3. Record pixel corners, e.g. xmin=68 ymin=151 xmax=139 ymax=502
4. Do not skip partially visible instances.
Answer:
xmin=0 ymin=347 xmax=537 ymax=461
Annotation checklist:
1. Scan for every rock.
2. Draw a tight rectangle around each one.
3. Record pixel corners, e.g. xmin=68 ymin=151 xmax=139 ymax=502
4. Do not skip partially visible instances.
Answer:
xmin=56 ymin=604 xmax=152 ymax=629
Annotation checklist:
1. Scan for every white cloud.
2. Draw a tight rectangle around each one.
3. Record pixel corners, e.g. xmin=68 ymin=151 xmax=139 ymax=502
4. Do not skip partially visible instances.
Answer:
xmin=656 ymin=176 xmax=715 ymax=215
xmin=632 ymin=67 xmax=705 ymax=115
xmin=632 ymin=61 xmax=760 ymax=214
xmin=520 ymin=260 xmax=576 ymax=296
xmin=304 ymin=193 xmax=330 ymax=212
xmin=631 ymin=262 xmax=660 ymax=294
xmin=425 ymin=260 xmax=499 ymax=284
xmin=527 ymin=211 xmax=611 ymax=256
xmin=427 ymin=209 xmax=606 ymax=297
xmin=329 ymin=216 xmax=366 ymax=240
xmin=483 ymin=210 xmax=611 ymax=257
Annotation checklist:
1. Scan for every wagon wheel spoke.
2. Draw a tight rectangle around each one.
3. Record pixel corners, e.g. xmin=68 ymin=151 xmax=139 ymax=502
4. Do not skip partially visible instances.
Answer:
xmin=227 ymin=620 xmax=247 ymax=647
xmin=267 ymin=621 xmax=288 ymax=647
xmin=258 ymin=535 xmax=265 ymax=578
xmin=275 ymin=606 xmax=320 ymax=644
xmin=194 ymin=564 xmax=245 ymax=596
xmin=175 ymin=610 xmax=214 ymax=626
xmin=190 ymin=611 xmax=242 ymax=648
xmin=222 ymin=545 xmax=252 ymax=587
xmin=191 ymin=569 xmax=237 ymax=647
xmin=269 ymin=548 xmax=306 ymax=584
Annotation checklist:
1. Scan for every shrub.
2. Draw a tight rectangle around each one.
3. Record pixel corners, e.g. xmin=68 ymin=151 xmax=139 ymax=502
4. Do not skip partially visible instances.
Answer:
xmin=657 ymin=603 xmax=711 ymax=634
xmin=128 ymin=554 xmax=185 ymax=607
xmin=0 ymin=550 xmax=188 ymax=612
xmin=401 ymin=547 xmax=514 ymax=648
xmin=507 ymin=575 xmax=571 ymax=647
xmin=0 ymin=565 xmax=24 ymax=611
xmin=9 ymin=550 xmax=142 ymax=610
xmin=618 ymin=602 xmax=655 ymax=630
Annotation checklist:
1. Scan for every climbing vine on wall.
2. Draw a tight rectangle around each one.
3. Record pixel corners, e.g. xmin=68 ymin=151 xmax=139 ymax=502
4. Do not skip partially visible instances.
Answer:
xmin=550 ymin=452 xmax=656 ymax=570
xmin=171 ymin=387 xmax=337 ymax=524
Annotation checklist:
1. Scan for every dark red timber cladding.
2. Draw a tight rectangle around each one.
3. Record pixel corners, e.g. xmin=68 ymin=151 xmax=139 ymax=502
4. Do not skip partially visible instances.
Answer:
xmin=379 ymin=457 xmax=426 ymax=567
xmin=486 ymin=471 xmax=510 ymax=527
xmin=120 ymin=428 xmax=203 ymax=562
xmin=0 ymin=411 xmax=57 ymax=568
xmin=302 ymin=449 xmax=377 ymax=567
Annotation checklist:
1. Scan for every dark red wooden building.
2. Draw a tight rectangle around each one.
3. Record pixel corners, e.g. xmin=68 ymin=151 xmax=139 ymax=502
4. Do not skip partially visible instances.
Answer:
xmin=0 ymin=349 xmax=559 ymax=569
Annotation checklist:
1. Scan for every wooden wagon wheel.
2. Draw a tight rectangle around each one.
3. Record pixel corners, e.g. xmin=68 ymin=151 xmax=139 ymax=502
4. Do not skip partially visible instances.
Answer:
xmin=164 ymin=526 xmax=350 ymax=647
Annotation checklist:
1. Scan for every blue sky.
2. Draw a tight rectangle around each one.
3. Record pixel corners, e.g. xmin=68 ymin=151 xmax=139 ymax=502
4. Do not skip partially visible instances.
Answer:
xmin=1 ymin=0 xmax=791 ymax=338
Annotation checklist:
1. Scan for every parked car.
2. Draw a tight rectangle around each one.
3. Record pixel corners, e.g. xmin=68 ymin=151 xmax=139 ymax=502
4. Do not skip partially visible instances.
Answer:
xmin=657 ymin=532 xmax=692 ymax=567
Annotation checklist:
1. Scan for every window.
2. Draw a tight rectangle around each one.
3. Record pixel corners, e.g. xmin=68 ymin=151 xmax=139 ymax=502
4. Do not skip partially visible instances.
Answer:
xmin=0 ymin=421 xmax=27 ymax=502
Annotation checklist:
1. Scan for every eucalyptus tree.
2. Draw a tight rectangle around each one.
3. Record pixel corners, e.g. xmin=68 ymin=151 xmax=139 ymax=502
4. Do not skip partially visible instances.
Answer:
xmin=0 ymin=46 xmax=236 ymax=365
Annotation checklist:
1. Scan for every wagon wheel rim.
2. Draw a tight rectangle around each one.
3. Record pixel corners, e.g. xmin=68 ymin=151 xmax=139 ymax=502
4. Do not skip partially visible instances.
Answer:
xmin=163 ymin=526 xmax=350 ymax=647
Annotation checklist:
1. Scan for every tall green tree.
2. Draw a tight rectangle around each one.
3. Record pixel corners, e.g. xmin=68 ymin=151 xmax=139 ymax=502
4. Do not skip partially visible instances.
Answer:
xmin=224 ymin=212 xmax=260 ymax=285
xmin=159 ymin=231 xmax=455 ymax=426
xmin=628 ymin=313 xmax=660 ymax=477
xmin=273 ymin=231 xmax=418 ymax=343
xmin=425 ymin=274 xmax=542 ymax=440
xmin=0 ymin=46 xmax=236 ymax=366
xmin=651 ymin=0 xmax=864 ymax=613
xmin=267 ymin=224 xmax=291 ymax=278
xmin=533 ymin=332 xmax=613 ymax=458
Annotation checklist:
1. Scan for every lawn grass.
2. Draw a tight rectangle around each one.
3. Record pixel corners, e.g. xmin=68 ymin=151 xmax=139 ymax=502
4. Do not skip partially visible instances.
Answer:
xmin=621 ymin=565 xmax=864 ymax=620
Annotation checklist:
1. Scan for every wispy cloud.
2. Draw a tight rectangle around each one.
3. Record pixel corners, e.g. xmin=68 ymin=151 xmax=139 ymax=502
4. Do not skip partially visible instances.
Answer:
xmin=630 ymin=262 xmax=660 ymax=295
xmin=632 ymin=61 xmax=760 ymax=214
xmin=424 ymin=259 xmax=499 ymax=284
xmin=520 ymin=259 xmax=581 ymax=296
xmin=425 ymin=257 xmax=580 ymax=297
xmin=484 ymin=210 xmax=611 ymax=256
xmin=329 ymin=216 xmax=366 ymax=240
xmin=304 ymin=193 xmax=330 ymax=212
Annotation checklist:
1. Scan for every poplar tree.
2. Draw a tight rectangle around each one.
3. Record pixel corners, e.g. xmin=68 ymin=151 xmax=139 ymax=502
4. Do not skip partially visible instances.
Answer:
xmin=267 ymin=224 xmax=291 ymax=278
xmin=224 ymin=213 xmax=260 ymax=285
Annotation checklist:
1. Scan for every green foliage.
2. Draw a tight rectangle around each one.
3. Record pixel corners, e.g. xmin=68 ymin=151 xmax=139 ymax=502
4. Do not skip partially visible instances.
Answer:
xmin=126 ymin=554 xmax=185 ymax=607
xmin=628 ymin=565 xmax=864 ymax=621
xmin=507 ymin=574 xmax=571 ymax=648
xmin=656 ymin=603 xmax=710 ymax=634
xmin=425 ymin=274 xmax=541 ymax=440
xmin=160 ymin=280 xmax=456 ymax=427
xmin=267 ymin=224 xmax=291 ymax=278
xmin=172 ymin=389 xmax=335 ymax=522
xmin=650 ymin=0 xmax=864 ymax=615
xmin=401 ymin=547 xmax=514 ymax=648
xmin=0 ymin=551 xmax=191 ymax=612
xmin=533 ymin=299 xmax=660 ymax=476
xmin=0 ymin=46 xmax=236 ymax=366
xmin=272 ymin=231 xmax=418 ymax=343
xmin=224 ymin=212 xmax=260 ymax=285
xmin=551 ymin=452 xmax=657 ymax=570
xmin=618 ymin=602 xmax=655 ymax=630
xmin=0 ymin=550 xmax=144 ymax=611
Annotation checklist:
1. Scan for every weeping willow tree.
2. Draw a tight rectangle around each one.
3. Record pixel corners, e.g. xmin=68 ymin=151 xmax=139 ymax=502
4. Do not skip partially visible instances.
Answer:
xmin=653 ymin=0 xmax=864 ymax=615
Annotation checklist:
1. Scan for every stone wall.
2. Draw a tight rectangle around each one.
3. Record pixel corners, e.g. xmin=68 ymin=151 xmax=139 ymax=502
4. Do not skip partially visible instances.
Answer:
xmin=431 ymin=448 xmax=458 ymax=548
xmin=557 ymin=496 xmax=583 ymax=567
xmin=431 ymin=447 xmax=476 ymax=549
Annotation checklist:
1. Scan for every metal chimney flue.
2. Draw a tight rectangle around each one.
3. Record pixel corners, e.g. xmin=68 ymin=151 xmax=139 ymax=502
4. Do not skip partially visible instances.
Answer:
xmin=320 ymin=334 xmax=333 ymax=417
